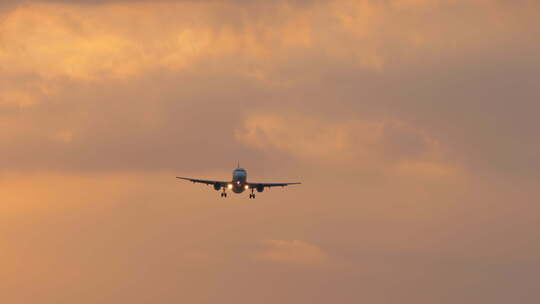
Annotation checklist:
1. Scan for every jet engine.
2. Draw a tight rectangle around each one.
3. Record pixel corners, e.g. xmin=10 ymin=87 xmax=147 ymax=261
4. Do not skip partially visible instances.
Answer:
xmin=256 ymin=185 xmax=264 ymax=192
xmin=214 ymin=184 xmax=221 ymax=191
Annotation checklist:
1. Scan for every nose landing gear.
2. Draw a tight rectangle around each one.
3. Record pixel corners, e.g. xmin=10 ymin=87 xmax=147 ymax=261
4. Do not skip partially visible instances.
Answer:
xmin=249 ymin=188 xmax=256 ymax=199
xmin=220 ymin=190 xmax=227 ymax=198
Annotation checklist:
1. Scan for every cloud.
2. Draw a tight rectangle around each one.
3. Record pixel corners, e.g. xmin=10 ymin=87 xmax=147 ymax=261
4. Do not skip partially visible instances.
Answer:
xmin=1 ymin=2 xmax=540 ymax=302
xmin=1 ymin=2 xmax=217 ymax=80
xmin=236 ymin=112 xmax=458 ymax=177
xmin=255 ymin=240 xmax=329 ymax=266
xmin=0 ymin=0 xmax=538 ymax=178
xmin=0 ymin=1 xmax=329 ymax=84
xmin=6 ymin=0 xmax=518 ymax=84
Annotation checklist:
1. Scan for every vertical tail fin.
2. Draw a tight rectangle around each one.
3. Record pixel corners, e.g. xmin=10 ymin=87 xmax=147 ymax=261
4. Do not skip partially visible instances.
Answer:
xmin=237 ymin=161 xmax=240 ymax=168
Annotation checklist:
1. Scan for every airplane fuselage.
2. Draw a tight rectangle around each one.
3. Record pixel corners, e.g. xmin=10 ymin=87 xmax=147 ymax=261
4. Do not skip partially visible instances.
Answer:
xmin=230 ymin=168 xmax=248 ymax=193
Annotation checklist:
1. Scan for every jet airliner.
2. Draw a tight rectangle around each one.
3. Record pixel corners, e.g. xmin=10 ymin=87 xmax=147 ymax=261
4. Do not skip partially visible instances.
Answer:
xmin=176 ymin=166 xmax=301 ymax=199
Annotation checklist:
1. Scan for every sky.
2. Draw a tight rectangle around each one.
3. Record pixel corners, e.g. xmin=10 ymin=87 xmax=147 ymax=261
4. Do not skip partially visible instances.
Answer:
xmin=1 ymin=0 xmax=540 ymax=303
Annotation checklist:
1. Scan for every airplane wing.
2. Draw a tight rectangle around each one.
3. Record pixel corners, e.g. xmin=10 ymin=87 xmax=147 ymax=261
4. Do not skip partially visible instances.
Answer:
xmin=247 ymin=182 xmax=302 ymax=189
xmin=176 ymin=177 xmax=227 ymax=187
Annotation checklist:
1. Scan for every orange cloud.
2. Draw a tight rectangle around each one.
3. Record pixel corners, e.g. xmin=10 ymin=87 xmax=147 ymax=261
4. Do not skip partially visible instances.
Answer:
xmin=255 ymin=240 xmax=329 ymax=266
xmin=0 ymin=171 xmax=188 ymax=218
xmin=0 ymin=0 xmax=534 ymax=112
xmin=0 ymin=90 xmax=39 ymax=107
xmin=4 ymin=0 xmax=500 ymax=83
xmin=0 ymin=2 xmax=317 ymax=82
xmin=235 ymin=112 xmax=459 ymax=177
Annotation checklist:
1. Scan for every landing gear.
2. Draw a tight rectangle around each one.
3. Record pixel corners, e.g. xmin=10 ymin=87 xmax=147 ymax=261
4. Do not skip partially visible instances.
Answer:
xmin=249 ymin=188 xmax=256 ymax=199
xmin=220 ymin=191 xmax=228 ymax=198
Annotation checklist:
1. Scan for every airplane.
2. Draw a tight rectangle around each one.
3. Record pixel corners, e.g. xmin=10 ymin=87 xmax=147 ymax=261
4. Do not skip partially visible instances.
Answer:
xmin=176 ymin=164 xmax=301 ymax=199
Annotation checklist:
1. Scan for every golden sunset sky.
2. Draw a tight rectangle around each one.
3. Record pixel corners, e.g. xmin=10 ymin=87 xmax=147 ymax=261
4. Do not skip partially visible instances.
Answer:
xmin=1 ymin=0 xmax=540 ymax=303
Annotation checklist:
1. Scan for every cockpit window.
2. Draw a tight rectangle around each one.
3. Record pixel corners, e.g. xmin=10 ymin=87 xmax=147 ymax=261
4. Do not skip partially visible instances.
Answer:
xmin=234 ymin=168 xmax=246 ymax=175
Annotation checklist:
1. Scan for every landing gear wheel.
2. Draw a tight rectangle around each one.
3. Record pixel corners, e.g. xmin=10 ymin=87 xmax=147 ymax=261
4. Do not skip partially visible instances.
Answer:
xmin=249 ymin=194 xmax=256 ymax=199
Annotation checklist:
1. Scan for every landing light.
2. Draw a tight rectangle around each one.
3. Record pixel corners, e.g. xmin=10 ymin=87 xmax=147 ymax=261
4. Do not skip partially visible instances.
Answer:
xmin=244 ymin=185 xmax=249 ymax=190
xmin=228 ymin=184 xmax=233 ymax=189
